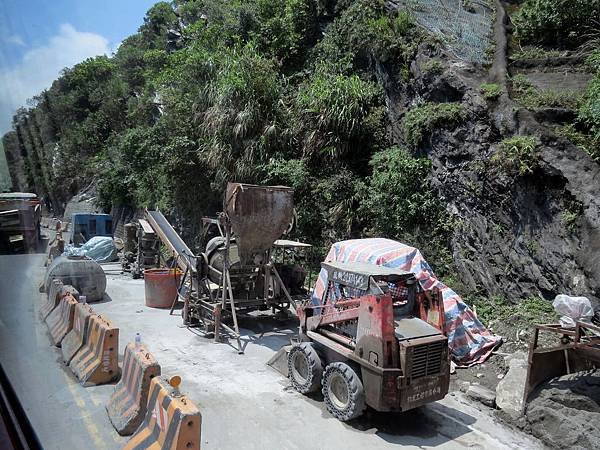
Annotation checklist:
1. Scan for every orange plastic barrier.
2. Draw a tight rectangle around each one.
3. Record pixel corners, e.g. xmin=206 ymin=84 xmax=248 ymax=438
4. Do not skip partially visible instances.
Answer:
xmin=69 ymin=314 xmax=119 ymax=386
xmin=45 ymin=293 xmax=78 ymax=347
xmin=107 ymin=343 xmax=161 ymax=436
xmin=61 ymin=303 xmax=95 ymax=364
xmin=123 ymin=377 xmax=201 ymax=450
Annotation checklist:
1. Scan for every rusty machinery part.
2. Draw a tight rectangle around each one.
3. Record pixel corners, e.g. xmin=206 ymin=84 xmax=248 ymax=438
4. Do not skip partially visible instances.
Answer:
xmin=135 ymin=219 xmax=160 ymax=277
xmin=288 ymin=343 xmax=323 ymax=394
xmin=204 ymin=236 xmax=233 ymax=285
xmin=123 ymin=222 xmax=138 ymax=254
xmin=107 ymin=343 xmax=161 ymax=436
xmin=69 ymin=314 xmax=119 ymax=386
xmin=145 ymin=210 xmax=195 ymax=273
xmin=44 ymin=255 xmax=106 ymax=302
xmin=523 ymin=321 xmax=600 ymax=408
xmin=123 ymin=377 xmax=201 ymax=450
xmin=224 ymin=182 xmax=294 ymax=266
xmin=122 ymin=220 xmax=160 ymax=279
xmin=322 ymin=362 xmax=366 ymax=422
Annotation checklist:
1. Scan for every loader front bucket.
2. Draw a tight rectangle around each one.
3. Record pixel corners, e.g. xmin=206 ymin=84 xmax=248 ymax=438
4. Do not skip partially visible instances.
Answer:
xmin=224 ymin=183 xmax=294 ymax=265
xmin=523 ymin=323 xmax=600 ymax=409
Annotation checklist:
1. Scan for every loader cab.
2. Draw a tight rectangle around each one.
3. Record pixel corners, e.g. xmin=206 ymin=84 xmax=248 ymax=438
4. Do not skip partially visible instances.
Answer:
xmin=320 ymin=261 xmax=419 ymax=318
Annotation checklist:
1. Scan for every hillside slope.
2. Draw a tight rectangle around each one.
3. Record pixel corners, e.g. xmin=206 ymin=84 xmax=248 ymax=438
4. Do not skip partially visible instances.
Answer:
xmin=0 ymin=141 xmax=11 ymax=191
xmin=2 ymin=0 xmax=600 ymax=309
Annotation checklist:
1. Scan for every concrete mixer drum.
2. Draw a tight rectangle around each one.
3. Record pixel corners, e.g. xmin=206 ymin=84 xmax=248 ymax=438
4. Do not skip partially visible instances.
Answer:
xmin=224 ymin=183 xmax=294 ymax=265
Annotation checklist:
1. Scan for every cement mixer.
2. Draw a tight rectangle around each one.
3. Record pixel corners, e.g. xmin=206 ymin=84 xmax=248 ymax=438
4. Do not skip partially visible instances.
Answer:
xmin=146 ymin=183 xmax=311 ymax=353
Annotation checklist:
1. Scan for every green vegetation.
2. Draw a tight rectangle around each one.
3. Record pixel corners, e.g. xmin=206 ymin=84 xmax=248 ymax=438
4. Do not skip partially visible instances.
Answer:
xmin=510 ymin=74 xmax=581 ymax=110
xmin=422 ymin=59 xmax=444 ymax=75
xmin=578 ymin=50 xmax=600 ymax=162
xmin=561 ymin=199 xmax=583 ymax=232
xmin=561 ymin=211 xmax=579 ymax=231
xmin=0 ymin=141 xmax=10 ymax=192
xmin=480 ymin=83 xmax=502 ymax=100
xmin=402 ymin=102 xmax=466 ymax=148
xmin=8 ymin=0 xmax=597 ymax=289
xmin=513 ymin=0 xmax=600 ymax=47
xmin=1 ymin=0 xmax=463 ymax=272
xmin=555 ymin=124 xmax=599 ymax=161
xmin=510 ymin=46 xmax=562 ymax=60
xmin=360 ymin=146 xmax=456 ymax=275
xmin=492 ymin=136 xmax=539 ymax=176
xmin=469 ymin=295 xmax=557 ymax=328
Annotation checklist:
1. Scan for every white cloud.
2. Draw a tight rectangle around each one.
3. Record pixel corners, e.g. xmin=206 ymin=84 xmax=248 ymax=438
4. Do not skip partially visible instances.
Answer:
xmin=3 ymin=35 xmax=26 ymax=47
xmin=0 ymin=24 xmax=110 ymax=134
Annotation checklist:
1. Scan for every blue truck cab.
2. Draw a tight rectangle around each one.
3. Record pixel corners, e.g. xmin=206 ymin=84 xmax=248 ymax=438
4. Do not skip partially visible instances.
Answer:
xmin=70 ymin=213 xmax=113 ymax=246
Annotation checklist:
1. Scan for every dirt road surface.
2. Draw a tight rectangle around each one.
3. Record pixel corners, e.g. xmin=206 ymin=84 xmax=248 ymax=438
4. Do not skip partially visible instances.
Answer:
xmin=0 ymin=255 xmax=545 ymax=449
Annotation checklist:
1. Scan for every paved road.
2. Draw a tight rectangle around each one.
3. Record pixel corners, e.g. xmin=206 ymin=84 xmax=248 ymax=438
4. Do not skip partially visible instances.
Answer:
xmin=0 ymin=254 xmax=126 ymax=449
xmin=0 ymin=255 xmax=544 ymax=449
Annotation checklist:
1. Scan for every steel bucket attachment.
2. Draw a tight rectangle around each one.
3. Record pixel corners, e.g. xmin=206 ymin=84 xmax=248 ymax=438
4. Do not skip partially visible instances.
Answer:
xmin=224 ymin=183 xmax=294 ymax=265
xmin=523 ymin=322 xmax=600 ymax=409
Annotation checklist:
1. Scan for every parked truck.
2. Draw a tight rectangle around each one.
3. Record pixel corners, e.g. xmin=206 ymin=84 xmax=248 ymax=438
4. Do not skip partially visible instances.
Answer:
xmin=0 ymin=192 xmax=42 ymax=253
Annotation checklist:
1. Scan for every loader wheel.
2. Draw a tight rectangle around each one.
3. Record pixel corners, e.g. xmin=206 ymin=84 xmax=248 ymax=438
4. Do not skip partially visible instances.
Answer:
xmin=322 ymin=362 xmax=366 ymax=421
xmin=288 ymin=343 xmax=323 ymax=394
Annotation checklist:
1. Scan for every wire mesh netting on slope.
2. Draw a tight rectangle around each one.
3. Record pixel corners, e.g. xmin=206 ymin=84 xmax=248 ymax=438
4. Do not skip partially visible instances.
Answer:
xmin=388 ymin=0 xmax=495 ymax=64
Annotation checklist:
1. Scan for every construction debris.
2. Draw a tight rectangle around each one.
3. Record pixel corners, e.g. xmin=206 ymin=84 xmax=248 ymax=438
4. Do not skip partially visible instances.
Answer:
xmin=495 ymin=351 xmax=528 ymax=416
xmin=553 ymin=295 xmax=594 ymax=328
xmin=466 ymin=384 xmax=496 ymax=408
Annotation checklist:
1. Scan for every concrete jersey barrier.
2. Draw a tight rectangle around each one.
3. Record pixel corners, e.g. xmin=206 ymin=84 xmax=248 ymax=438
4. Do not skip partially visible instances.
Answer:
xmin=69 ymin=314 xmax=119 ymax=386
xmin=45 ymin=293 xmax=78 ymax=347
xmin=40 ymin=279 xmax=64 ymax=320
xmin=61 ymin=303 xmax=95 ymax=364
xmin=124 ymin=377 xmax=201 ymax=450
xmin=107 ymin=343 xmax=161 ymax=436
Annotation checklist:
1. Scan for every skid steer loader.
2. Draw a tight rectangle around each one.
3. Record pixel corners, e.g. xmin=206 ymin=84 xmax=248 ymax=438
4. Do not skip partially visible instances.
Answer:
xmin=290 ymin=261 xmax=449 ymax=421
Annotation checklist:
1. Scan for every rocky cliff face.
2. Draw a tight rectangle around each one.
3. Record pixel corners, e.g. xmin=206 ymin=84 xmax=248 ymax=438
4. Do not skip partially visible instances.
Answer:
xmin=382 ymin=0 xmax=600 ymax=307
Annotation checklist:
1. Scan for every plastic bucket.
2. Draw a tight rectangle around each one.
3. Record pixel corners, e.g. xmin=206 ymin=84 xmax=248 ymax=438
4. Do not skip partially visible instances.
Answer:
xmin=143 ymin=268 xmax=182 ymax=308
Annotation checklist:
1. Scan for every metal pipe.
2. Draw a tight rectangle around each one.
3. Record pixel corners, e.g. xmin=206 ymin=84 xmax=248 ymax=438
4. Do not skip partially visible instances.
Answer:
xmin=319 ymin=329 xmax=355 ymax=349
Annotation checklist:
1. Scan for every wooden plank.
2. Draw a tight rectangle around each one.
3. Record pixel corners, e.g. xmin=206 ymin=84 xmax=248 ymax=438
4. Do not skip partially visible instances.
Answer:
xmin=138 ymin=219 xmax=155 ymax=235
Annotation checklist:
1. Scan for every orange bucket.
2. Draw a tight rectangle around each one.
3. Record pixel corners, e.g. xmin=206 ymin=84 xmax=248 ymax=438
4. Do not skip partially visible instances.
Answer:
xmin=143 ymin=268 xmax=182 ymax=308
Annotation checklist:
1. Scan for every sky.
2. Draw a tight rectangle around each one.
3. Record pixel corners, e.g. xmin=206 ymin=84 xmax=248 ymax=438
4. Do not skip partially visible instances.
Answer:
xmin=0 ymin=0 xmax=158 ymax=134
xmin=0 ymin=0 xmax=158 ymax=190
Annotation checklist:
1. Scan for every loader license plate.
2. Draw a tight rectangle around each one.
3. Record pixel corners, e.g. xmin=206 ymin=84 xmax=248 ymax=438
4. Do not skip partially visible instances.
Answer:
xmin=405 ymin=378 xmax=442 ymax=406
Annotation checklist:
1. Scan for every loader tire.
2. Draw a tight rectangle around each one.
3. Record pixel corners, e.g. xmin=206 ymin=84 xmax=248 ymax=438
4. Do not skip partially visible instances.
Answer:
xmin=288 ymin=343 xmax=323 ymax=394
xmin=322 ymin=362 xmax=365 ymax=421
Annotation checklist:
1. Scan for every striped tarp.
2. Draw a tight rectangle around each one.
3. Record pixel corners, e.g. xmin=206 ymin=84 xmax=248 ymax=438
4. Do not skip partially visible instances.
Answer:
xmin=311 ymin=238 xmax=500 ymax=366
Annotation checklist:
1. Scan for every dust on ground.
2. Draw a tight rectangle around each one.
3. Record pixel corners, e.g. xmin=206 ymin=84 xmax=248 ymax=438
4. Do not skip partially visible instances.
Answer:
xmin=524 ymin=371 xmax=600 ymax=449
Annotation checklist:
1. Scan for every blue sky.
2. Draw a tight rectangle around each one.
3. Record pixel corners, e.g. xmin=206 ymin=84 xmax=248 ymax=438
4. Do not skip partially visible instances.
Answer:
xmin=0 ymin=0 xmax=158 ymax=133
